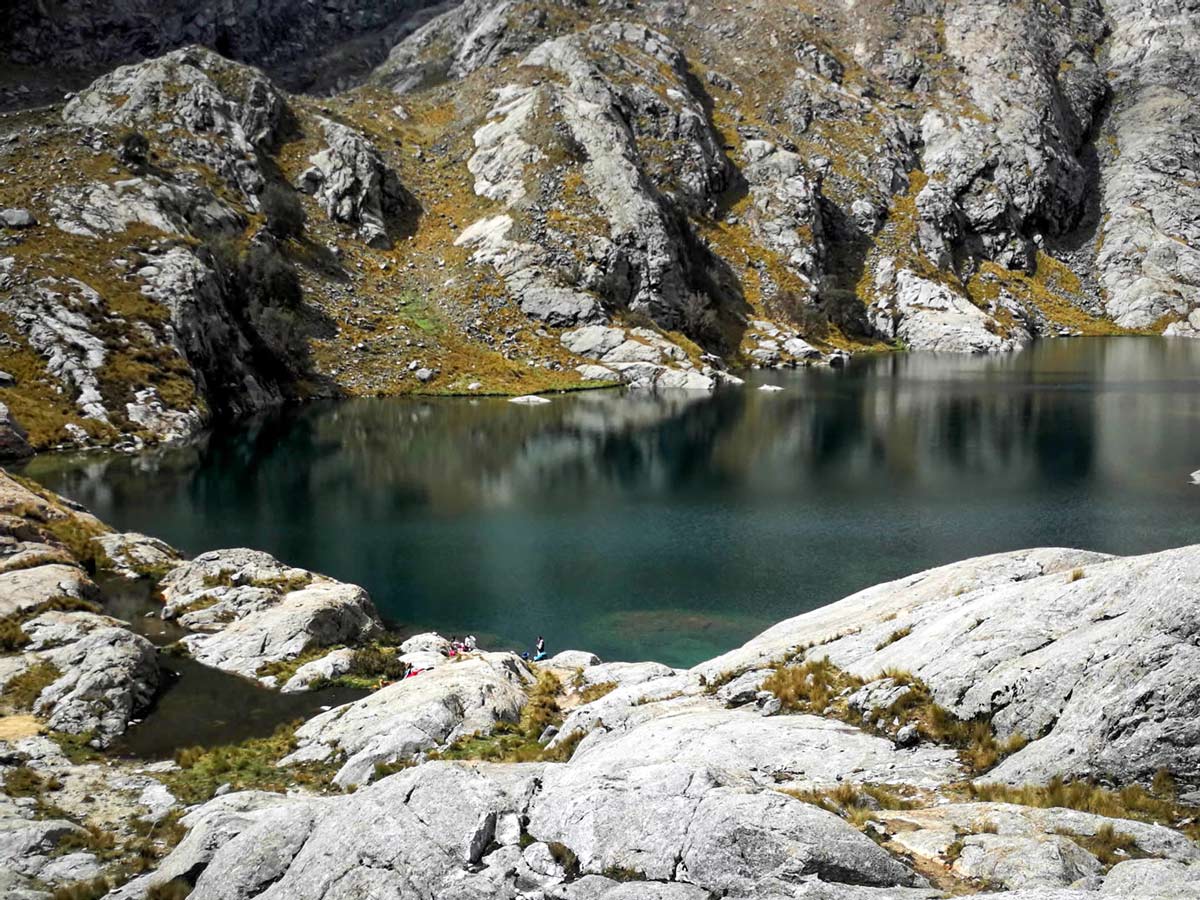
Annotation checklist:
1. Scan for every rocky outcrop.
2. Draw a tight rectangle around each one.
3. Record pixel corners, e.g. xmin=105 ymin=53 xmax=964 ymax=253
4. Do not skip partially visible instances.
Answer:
xmin=63 ymin=47 xmax=290 ymax=201
xmin=0 ymin=473 xmax=158 ymax=748
xmin=298 ymin=118 xmax=409 ymax=248
xmin=700 ymin=545 xmax=1200 ymax=790
xmin=280 ymin=650 xmax=532 ymax=787
xmin=869 ymin=269 xmax=1030 ymax=353
xmin=876 ymin=802 xmax=1199 ymax=891
xmin=159 ymin=548 xmax=382 ymax=683
xmin=119 ymin=759 xmax=931 ymax=899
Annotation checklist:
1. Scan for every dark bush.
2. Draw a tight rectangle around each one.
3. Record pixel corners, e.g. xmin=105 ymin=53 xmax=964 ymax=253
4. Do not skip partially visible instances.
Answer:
xmin=118 ymin=131 xmax=149 ymax=167
xmin=261 ymin=183 xmax=306 ymax=240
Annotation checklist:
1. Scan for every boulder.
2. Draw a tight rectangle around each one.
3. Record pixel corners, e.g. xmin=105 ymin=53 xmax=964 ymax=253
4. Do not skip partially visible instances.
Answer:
xmin=95 ymin=532 xmax=180 ymax=580
xmin=698 ymin=545 xmax=1200 ymax=788
xmin=302 ymin=117 xmax=408 ymax=248
xmin=161 ymin=549 xmax=381 ymax=683
xmin=0 ymin=404 xmax=32 ymax=459
xmin=0 ymin=564 xmax=100 ymax=619
xmin=0 ymin=209 xmax=36 ymax=229
xmin=36 ymin=627 xmax=159 ymax=747
xmin=279 ymin=652 xmax=534 ymax=786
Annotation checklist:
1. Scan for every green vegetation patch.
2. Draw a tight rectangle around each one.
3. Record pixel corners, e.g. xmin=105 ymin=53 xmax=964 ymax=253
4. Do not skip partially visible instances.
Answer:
xmin=165 ymin=720 xmax=342 ymax=804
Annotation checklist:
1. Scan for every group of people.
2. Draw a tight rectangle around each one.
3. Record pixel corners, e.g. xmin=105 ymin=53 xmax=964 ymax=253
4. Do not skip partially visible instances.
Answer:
xmin=447 ymin=635 xmax=478 ymax=657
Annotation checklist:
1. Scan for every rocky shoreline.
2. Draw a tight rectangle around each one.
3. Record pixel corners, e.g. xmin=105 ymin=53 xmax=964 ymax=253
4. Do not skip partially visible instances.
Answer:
xmin=0 ymin=468 xmax=1198 ymax=898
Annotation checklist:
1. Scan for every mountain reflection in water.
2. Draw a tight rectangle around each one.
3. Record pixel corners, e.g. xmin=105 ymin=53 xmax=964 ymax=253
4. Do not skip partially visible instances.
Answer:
xmin=22 ymin=337 xmax=1200 ymax=667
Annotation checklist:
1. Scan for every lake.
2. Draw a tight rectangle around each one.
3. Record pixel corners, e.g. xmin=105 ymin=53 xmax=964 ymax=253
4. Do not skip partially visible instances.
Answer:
xmin=20 ymin=337 xmax=1200 ymax=668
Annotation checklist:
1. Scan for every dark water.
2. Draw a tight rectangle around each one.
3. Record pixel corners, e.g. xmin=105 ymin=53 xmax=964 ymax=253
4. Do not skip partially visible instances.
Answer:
xmin=20 ymin=338 xmax=1200 ymax=668
xmin=98 ymin=577 xmax=366 ymax=758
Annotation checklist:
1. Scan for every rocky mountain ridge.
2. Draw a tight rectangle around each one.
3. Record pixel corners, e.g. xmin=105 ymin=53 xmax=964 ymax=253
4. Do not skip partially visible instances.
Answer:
xmin=2 ymin=470 xmax=1200 ymax=898
xmin=0 ymin=0 xmax=1197 ymax=454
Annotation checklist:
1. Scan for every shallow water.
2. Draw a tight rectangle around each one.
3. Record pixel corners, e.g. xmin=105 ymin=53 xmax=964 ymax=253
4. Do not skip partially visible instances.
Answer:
xmin=22 ymin=337 xmax=1200 ymax=668
xmin=98 ymin=577 xmax=366 ymax=758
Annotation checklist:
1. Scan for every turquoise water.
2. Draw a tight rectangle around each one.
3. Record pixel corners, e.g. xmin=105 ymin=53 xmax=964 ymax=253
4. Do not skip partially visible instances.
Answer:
xmin=21 ymin=337 xmax=1200 ymax=667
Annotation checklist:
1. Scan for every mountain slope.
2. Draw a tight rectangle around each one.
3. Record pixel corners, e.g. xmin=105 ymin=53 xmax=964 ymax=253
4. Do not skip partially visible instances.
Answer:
xmin=0 ymin=0 xmax=1197 ymax=454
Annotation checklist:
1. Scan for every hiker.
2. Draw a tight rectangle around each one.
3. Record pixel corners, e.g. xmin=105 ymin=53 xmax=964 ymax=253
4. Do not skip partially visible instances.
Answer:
xmin=534 ymin=635 xmax=547 ymax=661
xmin=465 ymin=635 xmax=477 ymax=652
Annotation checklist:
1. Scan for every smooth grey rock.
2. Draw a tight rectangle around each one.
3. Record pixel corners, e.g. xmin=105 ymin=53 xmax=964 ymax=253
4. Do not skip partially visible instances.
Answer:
xmin=279 ymin=652 xmax=533 ymax=786
xmin=161 ymin=548 xmax=381 ymax=683
xmin=37 ymin=626 xmax=159 ymax=747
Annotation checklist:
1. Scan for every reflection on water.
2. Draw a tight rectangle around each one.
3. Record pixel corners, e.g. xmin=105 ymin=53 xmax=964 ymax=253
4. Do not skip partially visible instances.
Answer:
xmin=21 ymin=338 xmax=1200 ymax=667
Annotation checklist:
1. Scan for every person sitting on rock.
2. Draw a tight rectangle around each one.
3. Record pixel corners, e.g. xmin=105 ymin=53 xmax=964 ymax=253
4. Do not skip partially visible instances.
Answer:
xmin=465 ymin=635 xmax=477 ymax=652
xmin=534 ymin=635 xmax=547 ymax=661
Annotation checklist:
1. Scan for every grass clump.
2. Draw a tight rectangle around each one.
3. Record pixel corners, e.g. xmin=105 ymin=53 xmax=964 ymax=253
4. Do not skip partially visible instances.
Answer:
xmin=145 ymin=878 xmax=192 ymax=900
xmin=1069 ymin=568 xmax=1086 ymax=583
xmin=2 ymin=660 xmax=62 ymax=709
xmin=52 ymin=878 xmax=112 ymax=900
xmin=5 ymin=764 xmax=63 ymax=798
xmin=762 ymin=656 xmax=865 ymax=715
xmin=576 ymin=681 xmax=618 ymax=704
xmin=966 ymin=776 xmax=1200 ymax=840
xmin=785 ymin=781 xmax=918 ymax=829
xmin=762 ymin=657 xmax=1027 ymax=774
xmin=0 ymin=616 xmax=30 ymax=650
xmin=165 ymin=720 xmax=339 ymax=804
xmin=875 ymin=626 xmax=912 ymax=651
xmin=1056 ymin=823 xmax=1144 ymax=868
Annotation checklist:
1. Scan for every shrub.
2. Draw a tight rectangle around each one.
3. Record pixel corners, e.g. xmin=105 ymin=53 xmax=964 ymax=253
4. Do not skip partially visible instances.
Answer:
xmin=261 ymin=182 xmax=306 ymax=240
xmin=349 ymin=645 xmax=408 ymax=681
xmin=118 ymin=131 xmax=149 ymax=167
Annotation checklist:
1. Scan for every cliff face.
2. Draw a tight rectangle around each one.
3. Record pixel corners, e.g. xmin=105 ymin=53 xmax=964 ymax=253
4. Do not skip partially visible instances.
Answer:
xmin=0 ymin=0 xmax=1197 ymax=453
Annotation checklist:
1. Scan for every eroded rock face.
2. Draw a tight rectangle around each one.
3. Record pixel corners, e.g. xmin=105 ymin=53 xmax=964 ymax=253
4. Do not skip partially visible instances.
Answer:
xmin=1096 ymin=0 xmax=1200 ymax=328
